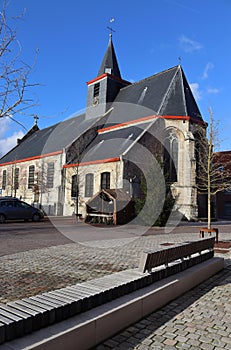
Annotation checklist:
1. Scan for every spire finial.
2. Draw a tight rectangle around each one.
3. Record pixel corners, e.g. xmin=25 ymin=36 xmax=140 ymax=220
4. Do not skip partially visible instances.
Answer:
xmin=33 ymin=115 xmax=39 ymax=126
xmin=98 ymin=19 xmax=121 ymax=78
xmin=107 ymin=18 xmax=115 ymax=37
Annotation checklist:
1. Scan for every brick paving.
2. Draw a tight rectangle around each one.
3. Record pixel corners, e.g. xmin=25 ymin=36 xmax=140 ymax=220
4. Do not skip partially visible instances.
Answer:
xmin=95 ymin=264 xmax=231 ymax=350
xmin=0 ymin=227 xmax=230 ymax=304
xmin=0 ymin=221 xmax=230 ymax=349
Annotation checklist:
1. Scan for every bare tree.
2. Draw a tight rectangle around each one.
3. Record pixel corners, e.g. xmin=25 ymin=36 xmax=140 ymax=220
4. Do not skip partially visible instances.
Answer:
xmin=64 ymin=124 xmax=105 ymax=221
xmin=65 ymin=142 xmax=84 ymax=222
xmin=33 ymin=163 xmax=48 ymax=205
xmin=196 ymin=108 xmax=231 ymax=228
xmin=0 ymin=0 xmax=37 ymax=120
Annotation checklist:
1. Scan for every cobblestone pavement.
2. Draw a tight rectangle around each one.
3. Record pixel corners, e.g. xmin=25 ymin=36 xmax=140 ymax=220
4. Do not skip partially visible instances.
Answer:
xmin=0 ymin=222 xmax=230 ymax=349
xmin=95 ymin=264 xmax=231 ymax=350
xmin=0 ymin=222 xmax=230 ymax=303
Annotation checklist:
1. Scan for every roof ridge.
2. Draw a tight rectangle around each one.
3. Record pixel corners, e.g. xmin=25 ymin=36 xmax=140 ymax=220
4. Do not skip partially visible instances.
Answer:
xmin=157 ymin=65 xmax=181 ymax=114
xmin=32 ymin=112 xmax=86 ymax=134
xmin=178 ymin=65 xmax=187 ymax=116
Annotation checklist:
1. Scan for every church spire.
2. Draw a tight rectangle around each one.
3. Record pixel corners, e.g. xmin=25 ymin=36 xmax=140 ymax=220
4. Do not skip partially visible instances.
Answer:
xmin=97 ymin=34 xmax=121 ymax=79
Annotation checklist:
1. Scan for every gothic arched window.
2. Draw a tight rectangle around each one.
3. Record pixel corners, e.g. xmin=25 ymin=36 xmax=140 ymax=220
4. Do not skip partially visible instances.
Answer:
xmin=85 ymin=173 xmax=94 ymax=197
xmin=28 ymin=165 xmax=35 ymax=189
xmin=164 ymin=131 xmax=178 ymax=182
xmin=101 ymin=172 xmax=110 ymax=190
xmin=2 ymin=170 xmax=6 ymax=190
xmin=14 ymin=167 xmax=19 ymax=190
xmin=71 ymin=174 xmax=79 ymax=198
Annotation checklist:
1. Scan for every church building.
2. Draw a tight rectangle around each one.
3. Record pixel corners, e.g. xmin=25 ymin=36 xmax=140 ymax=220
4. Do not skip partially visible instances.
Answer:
xmin=0 ymin=34 xmax=207 ymax=223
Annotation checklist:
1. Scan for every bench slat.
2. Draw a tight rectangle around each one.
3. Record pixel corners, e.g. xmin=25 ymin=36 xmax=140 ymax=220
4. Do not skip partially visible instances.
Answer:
xmin=139 ymin=238 xmax=215 ymax=273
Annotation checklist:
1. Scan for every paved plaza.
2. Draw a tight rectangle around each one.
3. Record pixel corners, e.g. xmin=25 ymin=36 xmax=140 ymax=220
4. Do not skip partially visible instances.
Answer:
xmin=0 ymin=220 xmax=230 ymax=349
xmin=95 ymin=264 xmax=231 ymax=350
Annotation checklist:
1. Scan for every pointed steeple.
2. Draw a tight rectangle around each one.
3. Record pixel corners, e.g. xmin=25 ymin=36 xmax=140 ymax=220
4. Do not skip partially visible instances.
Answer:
xmin=86 ymin=34 xmax=129 ymax=120
xmin=97 ymin=34 xmax=121 ymax=78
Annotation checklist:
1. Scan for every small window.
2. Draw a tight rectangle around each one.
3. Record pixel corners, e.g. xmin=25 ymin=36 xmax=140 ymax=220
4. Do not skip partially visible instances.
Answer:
xmin=101 ymin=172 xmax=110 ymax=190
xmin=2 ymin=170 xmax=6 ymax=190
xmin=71 ymin=174 xmax=78 ymax=197
xmin=28 ymin=165 xmax=35 ymax=189
xmin=14 ymin=168 xmax=19 ymax=190
xmin=47 ymin=162 xmax=54 ymax=188
xmin=85 ymin=173 xmax=94 ymax=197
xmin=93 ymin=82 xmax=100 ymax=98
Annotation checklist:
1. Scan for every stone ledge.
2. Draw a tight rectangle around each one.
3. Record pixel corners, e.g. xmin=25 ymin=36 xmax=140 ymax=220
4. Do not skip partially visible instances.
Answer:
xmin=0 ymin=257 xmax=224 ymax=350
xmin=0 ymin=250 xmax=214 ymax=345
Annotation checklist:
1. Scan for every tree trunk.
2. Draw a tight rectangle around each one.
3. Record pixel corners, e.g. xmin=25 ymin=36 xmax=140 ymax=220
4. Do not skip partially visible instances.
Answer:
xmin=207 ymin=192 xmax=211 ymax=229
xmin=207 ymin=108 xmax=213 ymax=230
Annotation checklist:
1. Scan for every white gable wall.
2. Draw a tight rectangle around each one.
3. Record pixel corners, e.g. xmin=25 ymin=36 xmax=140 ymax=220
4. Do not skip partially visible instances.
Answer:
xmin=0 ymin=152 xmax=64 ymax=216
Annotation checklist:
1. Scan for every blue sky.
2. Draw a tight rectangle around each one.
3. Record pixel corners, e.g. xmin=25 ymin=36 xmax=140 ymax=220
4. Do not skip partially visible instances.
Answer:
xmin=0 ymin=0 xmax=231 ymax=156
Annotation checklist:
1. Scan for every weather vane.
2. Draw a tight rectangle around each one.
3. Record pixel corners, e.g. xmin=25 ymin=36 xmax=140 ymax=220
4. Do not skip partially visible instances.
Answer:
xmin=107 ymin=18 xmax=115 ymax=36
xmin=178 ymin=56 xmax=182 ymax=65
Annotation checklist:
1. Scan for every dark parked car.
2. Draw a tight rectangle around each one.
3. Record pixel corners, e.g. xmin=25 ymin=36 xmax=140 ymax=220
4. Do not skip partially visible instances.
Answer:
xmin=0 ymin=197 xmax=44 ymax=223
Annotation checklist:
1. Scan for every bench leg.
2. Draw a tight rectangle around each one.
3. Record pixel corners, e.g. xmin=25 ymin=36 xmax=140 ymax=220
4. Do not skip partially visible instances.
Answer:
xmin=200 ymin=231 xmax=204 ymax=238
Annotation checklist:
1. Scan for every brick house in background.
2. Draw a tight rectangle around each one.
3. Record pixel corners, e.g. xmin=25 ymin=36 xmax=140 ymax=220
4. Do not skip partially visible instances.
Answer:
xmin=0 ymin=34 xmax=210 ymax=222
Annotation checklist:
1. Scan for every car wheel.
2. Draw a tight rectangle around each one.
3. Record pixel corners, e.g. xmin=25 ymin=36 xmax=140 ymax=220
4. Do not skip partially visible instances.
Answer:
xmin=32 ymin=213 xmax=41 ymax=222
xmin=0 ymin=214 xmax=6 ymax=223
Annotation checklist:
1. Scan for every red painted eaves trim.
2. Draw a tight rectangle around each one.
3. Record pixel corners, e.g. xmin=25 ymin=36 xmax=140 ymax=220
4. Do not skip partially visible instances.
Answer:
xmin=98 ymin=115 xmax=156 ymax=133
xmin=87 ymin=73 xmax=130 ymax=86
xmin=98 ymin=115 xmax=206 ymax=133
xmin=63 ymin=157 xmax=120 ymax=168
xmin=0 ymin=150 xmax=63 ymax=167
xmin=87 ymin=74 xmax=107 ymax=85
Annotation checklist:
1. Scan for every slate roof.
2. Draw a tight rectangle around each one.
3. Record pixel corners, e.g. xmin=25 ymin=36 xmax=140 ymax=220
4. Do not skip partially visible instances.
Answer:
xmin=87 ymin=188 xmax=131 ymax=204
xmin=98 ymin=35 xmax=121 ymax=78
xmin=0 ymin=113 xmax=103 ymax=164
xmin=72 ymin=123 xmax=150 ymax=164
xmin=107 ymin=65 xmax=202 ymax=124
xmin=0 ymin=37 xmax=203 ymax=166
xmin=70 ymin=65 xmax=203 ymax=165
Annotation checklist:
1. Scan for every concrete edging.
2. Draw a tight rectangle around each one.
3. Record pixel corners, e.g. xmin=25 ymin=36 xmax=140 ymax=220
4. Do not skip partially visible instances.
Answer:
xmin=1 ymin=256 xmax=224 ymax=350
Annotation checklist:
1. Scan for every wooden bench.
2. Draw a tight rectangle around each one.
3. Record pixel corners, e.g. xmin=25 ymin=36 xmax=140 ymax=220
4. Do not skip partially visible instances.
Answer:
xmin=139 ymin=237 xmax=215 ymax=273
xmin=199 ymin=227 xmax=219 ymax=243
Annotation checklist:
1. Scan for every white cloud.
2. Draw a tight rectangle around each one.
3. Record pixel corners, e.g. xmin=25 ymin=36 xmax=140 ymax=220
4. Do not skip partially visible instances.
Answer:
xmin=189 ymin=83 xmax=202 ymax=101
xmin=207 ymin=88 xmax=220 ymax=94
xmin=0 ymin=118 xmax=10 ymax=138
xmin=179 ymin=35 xmax=203 ymax=53
xmin=0 ymin=131 xmax=24 ymax=157
xmin=201 ymin=62 xmax=214 ymax=79
xmin=0 ymin=118 xmax=24 ymax=157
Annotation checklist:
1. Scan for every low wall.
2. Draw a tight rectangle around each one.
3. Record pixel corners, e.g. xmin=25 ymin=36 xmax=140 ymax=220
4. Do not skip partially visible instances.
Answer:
xmin=1 ymin=257 xmax=224 ymax=350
